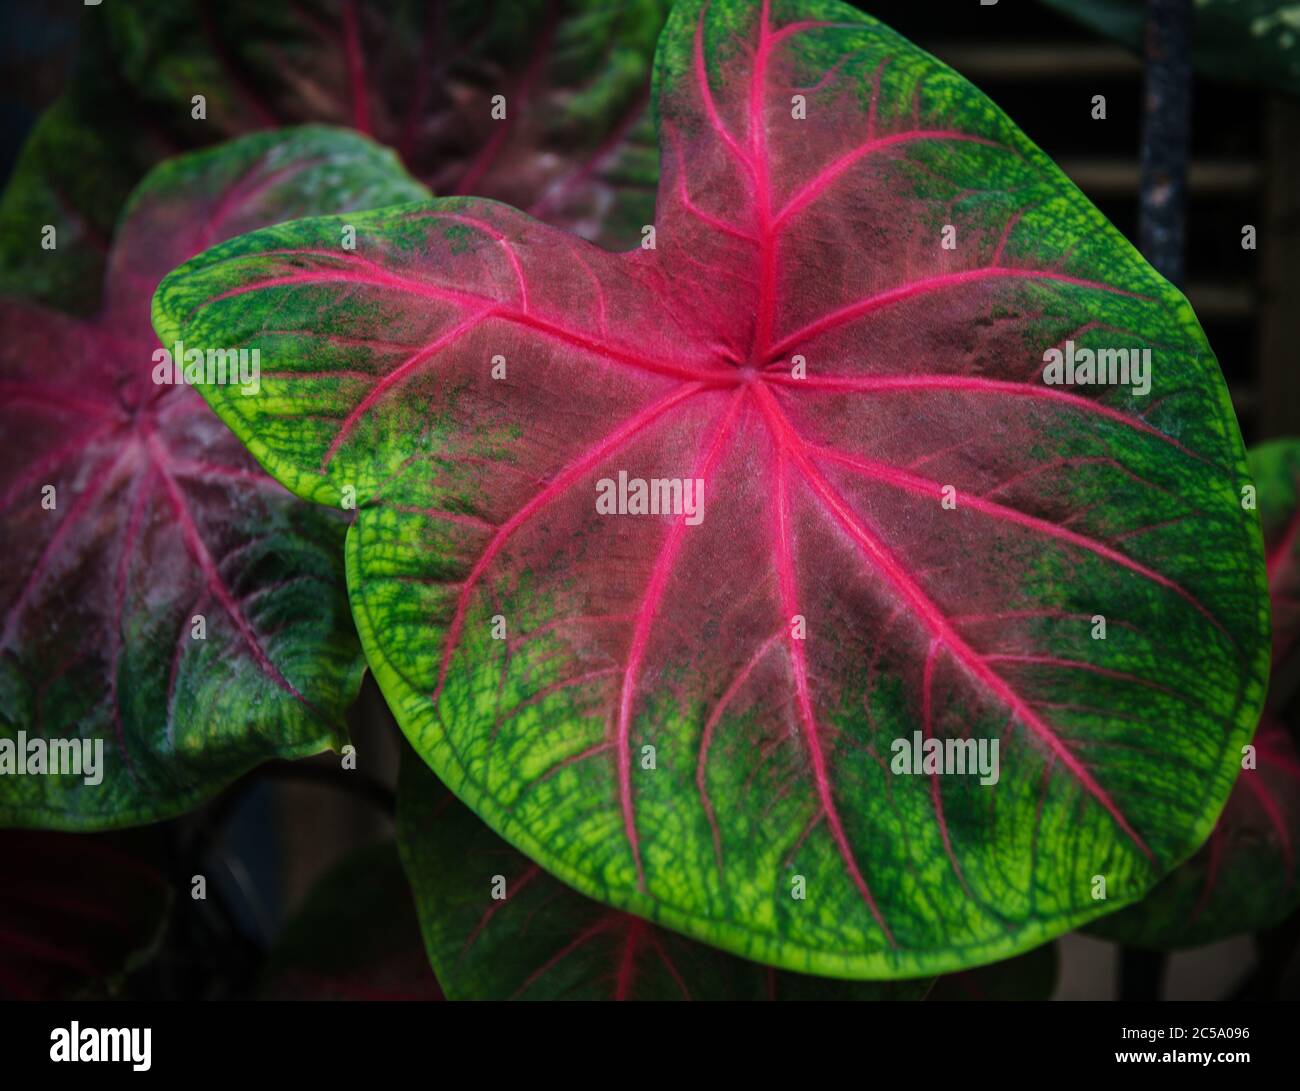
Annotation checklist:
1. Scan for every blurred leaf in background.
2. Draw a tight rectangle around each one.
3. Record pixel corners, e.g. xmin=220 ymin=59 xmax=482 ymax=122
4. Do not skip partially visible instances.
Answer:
xmin=0 ymin=0 xmax=668 ymax=312
xmin=1040 ymin=0 xmax=1300 ymax=96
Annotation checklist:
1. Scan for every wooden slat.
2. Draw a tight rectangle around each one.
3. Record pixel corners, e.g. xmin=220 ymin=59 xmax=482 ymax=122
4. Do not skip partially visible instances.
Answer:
xmin=928 ymin=42 xmax=1141 ymax=80
xmin=1061 ymin=159 xmax=1261 ymax=196
xmin=1228 ymin=385 xmax=1257 ymax=415
xmin=1184 ymin=282 xmax=1255 ymax=319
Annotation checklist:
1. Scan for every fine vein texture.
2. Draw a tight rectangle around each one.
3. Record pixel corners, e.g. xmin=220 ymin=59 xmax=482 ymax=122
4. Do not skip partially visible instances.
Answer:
xmin=155 ymin=0 xmax=1269 ymax=977
xmin=397 ymin=751 xmax=930 ymax=999
xmin=1090 ymin=440 xmax=1300 ymax=948
xmin=1086 ymin=714 xmax=1300 ymax=948
xmin=0 ymin=0 xmax=668 ymax=313
xmin=0 ymin=127 xmax=428 ymax=828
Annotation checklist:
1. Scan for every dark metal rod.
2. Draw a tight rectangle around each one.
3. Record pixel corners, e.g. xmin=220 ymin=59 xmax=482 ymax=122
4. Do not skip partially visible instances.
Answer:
xmin=1137 ymin=0 xmax=1194 ymax=286
xmin=1123 ymin=0 xmax=1194 ymax=1001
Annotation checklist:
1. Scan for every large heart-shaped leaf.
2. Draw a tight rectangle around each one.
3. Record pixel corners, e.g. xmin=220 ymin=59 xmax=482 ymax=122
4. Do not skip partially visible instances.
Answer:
xmin=0 ymin=126 xmax=428 ymax=828
xmin=1039 ymin=0 xmax=1300 ymax=98
xmin=0 ymin=0 xmax=667 ymax=313
xmin=397 ymin=750 xmax=929 ymax=998
xmin=1090 ymin=440 xmax=1300 ymax=948
xmin=154 ymin=0 xmax=1268 ymax=977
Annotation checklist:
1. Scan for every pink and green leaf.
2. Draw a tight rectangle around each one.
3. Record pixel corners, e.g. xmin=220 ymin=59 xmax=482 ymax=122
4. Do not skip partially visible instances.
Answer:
xmin=0 ymin=0 xmax=668 ymax=312
xmin=154 ymin=0 xmax=1268 ymax=977
xmin=0 ymin=126 xmax=429 ymax=828
xmin=397 ymin=751 xmax=929 ymax=999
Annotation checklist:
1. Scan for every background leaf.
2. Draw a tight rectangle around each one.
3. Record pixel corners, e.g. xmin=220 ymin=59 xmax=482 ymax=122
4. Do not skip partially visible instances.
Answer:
xmin=1254 ymin=439 xmax=1300 ymax=669
xmin=0 ymin=92 xmax=158 ymax=314
xmin=0 ymin=828 xmax=172 ymax=999
xmin=0 ymin=126 xmax=428 ymax=828
xmin=154 ymin=0 xmax=1268 ymax=977
xmin=0 ymin=0 xmax=668 ymax=313
xmin=1039 ymin=0 xmax=1300 ymax=97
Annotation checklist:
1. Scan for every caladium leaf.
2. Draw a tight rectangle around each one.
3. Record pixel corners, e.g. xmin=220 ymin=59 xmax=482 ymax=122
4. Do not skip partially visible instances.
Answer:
xmin=0 ymin=92 xmax=162 ymax=316
xmin=0 ymin=0 xmax=667 ymax=313
xmin=0 ymin=828 xmax=172 ymax=999
xmin=260 ymin=841 xmax=443 ymax=1001
xmin=1039 ymin=0 xmax=1300 ymax=98
xmin=397 ymin=751 xmax=929 ymax=998
xmin=0 ymin=126 xmax=429 ymax=829
xmin=154 ymin=0 xmax=1269 ymax=977
xmin=1089 ymin=440 xmax=1300 ymax=949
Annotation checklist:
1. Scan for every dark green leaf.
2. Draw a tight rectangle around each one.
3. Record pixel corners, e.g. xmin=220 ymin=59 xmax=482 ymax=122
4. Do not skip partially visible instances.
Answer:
xmin=0 ymin=127 xmax=427 ymax=828
xmin=0 ymin=0 xmax=668 ymax=313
